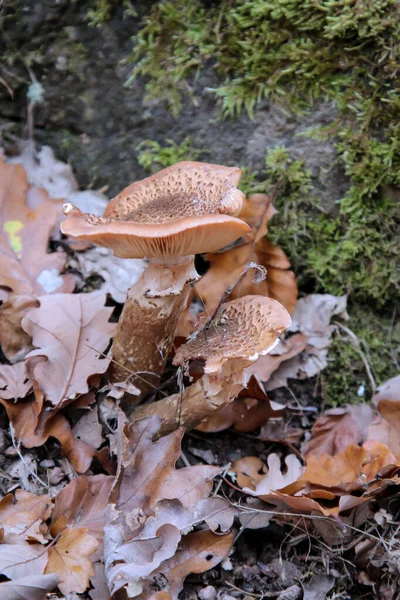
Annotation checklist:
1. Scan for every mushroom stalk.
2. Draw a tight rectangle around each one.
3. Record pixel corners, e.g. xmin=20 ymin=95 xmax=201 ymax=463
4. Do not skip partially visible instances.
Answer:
xmin=130 ymin=367 xmax=248 ymax=435
xmin=109 ymin=255 xmax=198 ymax=399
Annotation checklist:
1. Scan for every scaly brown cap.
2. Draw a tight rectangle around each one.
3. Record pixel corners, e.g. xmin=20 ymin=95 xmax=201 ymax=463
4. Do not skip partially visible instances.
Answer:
xmin=173 ymin=295 xmax=292 ymax=374
xmin=61 ymin=162 xmax=249 ymax=259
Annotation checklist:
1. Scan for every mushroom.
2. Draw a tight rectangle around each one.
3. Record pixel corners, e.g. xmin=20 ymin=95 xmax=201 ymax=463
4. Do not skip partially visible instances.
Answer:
xmin=61 ymin=161 xmax=249 ymax=401
xmin=131 ymin=295 xmax=291 ymax=434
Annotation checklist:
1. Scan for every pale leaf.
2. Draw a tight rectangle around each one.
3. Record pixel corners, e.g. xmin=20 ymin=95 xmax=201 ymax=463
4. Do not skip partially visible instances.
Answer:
xmin=22 ymin=292 xmax=116 ymax=408
xmin=45 ymin=527 xmax=98 ymax=594
xmin=0 ymin=574 xmax=59 ymax=600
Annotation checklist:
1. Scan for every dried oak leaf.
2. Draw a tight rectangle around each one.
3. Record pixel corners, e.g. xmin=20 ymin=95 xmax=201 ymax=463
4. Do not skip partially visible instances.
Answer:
xmin=0 ymin=294 xmax=39 ymax=363
xmin=0 ymin=159 xmax=74 ymax=296
xmin=373 ymin=375 xmax=400 ymax=432
xmin=45 ymin=527 xmax=99 ymax=595
xmin=50 ymin=474 xmax=114 ymax=558
xmin=197 ymin=377 xmax=285 ymax=433
xmin=0 ymin=386 xmax=109 ymax=473
xmin=263 ymin=294 xmax=348 ymax=390
xmin=104 ymin=416 xmax=233 ymax=598
xmin=137 ymin=530 xmax=234 ymax=600
xmin=0 ymin=489 xmax=52 ymax=543
xmin=0 ymin=574 xmax=59 ymax=600
xmin=0 ymin=362 xmax=32 ymax=400
xmin=302 ymin=404 xmax=374 ymax=458
xmin=244 ymin=333 xmax=308 ymax=386
xmin=195 ymin=194 xmax=297 ymax=316
xmin=301 ymin=441 xmax=398 ymax=489
xmin=22 ymin=292 xmax=116 ymax=409
xmin=367 ymin=415 xmax=400 ymax=459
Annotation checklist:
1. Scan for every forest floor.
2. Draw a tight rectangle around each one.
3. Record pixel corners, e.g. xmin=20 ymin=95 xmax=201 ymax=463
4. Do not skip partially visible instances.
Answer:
xmin=0 ymin=2 xmax=399 ymax=599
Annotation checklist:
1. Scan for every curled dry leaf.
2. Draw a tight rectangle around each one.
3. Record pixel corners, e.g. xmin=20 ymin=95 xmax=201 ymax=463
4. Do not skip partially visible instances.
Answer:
xmin=0 ymin=158 xmax=74 ymax=296
xmin=50 ymin=474 xmax=114 ymax=557
xmin=373 ymin=374 xmax=400 ymax=431
xmin=0 ymin=574 xmax=59 ymax=600
xmin=367 ymin=415 xmax=400 ymax=459
xmin=301 ymin=441 xmax=399 ymax=490
xmin=0 ymin=294 xmax=38 ymax=363
xmin=263 ymin=294 xmax=348 ymax=390
xmin=302 ymin=404 xmax=374 ymax=458
xmin=194 ymin=193 xmax=297 ymax=319
xmin=0 ymin=489 xmax=51 ymax=543
xmin=138 ymin=530 xmax=233 ymax=600
xmin=104 ymin=417 xmax=233 ymax=597
xmin=45 ymin=528 xmax=99 ymax=595
xmin=22 ymin=292 xmax=116 ymax=409
xmin=0 ymin=384 xmax=109 ymax=473
xmin=245 ymin=332 xmax=308 ymax=387
xmin=197 ymin=377 xmax=285 ymax=433
xmin=9 ymin=143 xmax=108 ymax=217
xmin=0 ymin=362 xmax=32 ymax=400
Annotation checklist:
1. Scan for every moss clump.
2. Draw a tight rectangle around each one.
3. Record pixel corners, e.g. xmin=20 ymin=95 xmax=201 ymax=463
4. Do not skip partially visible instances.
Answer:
xmin=129 ymin=0 xmax=400 ymax=309
xmin=320 ymin=307 xmax=400 ymax=407
xmin=136 ymin=137 xmax=207 ymax=172
xmin=86 ymin=0 xmax=136 ymax=27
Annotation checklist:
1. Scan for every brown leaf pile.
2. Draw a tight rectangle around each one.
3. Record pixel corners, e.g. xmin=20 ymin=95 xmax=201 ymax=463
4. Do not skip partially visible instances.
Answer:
xmin=1 ymin=147 xmax=399 ymax=599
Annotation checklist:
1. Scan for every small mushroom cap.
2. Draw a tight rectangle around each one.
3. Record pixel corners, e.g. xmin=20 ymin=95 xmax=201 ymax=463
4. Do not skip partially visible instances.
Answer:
xmin=173 ymin=295 xmax=292 ymax=373
xmin=61 ymin=161 xmax=249 ymax=259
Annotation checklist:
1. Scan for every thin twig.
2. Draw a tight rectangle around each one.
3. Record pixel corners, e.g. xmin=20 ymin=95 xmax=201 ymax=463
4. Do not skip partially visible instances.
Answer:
xmin=335 ymin=322 xmax=377 ymax=393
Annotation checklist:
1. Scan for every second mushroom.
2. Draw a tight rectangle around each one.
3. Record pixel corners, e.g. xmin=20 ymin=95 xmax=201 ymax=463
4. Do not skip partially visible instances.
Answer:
xmin=61 ymin=161 xmax=250 ymax=404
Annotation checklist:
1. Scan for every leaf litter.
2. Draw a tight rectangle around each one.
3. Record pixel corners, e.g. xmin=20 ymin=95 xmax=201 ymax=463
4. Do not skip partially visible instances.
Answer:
xmin=0 ymin=145 xmax=398 ymax=599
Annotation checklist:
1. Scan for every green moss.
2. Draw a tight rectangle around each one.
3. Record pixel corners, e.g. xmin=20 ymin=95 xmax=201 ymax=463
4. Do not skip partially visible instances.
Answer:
xmin=128 ymin=0 xmax=400 ymax=310
xmin=86 ymin=0 xmax=136 ymax=27
xmin=136 ymin=137 xmax=208 ymax=172
xmin=320 ymin=307 xmax=400 ymax=406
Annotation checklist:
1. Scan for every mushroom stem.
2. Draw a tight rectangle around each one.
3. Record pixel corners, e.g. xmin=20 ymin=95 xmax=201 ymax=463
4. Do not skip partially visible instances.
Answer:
xmin=130 ymin=362 xmax=250 ymax=434
xmin=109 ymin=255 xmax=198 ymax=402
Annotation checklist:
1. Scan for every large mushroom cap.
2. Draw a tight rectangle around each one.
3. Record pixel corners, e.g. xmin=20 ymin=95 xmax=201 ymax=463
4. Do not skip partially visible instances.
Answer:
xmin=61 ymin=162 xmax=249 ymax=259
xmin=173 ymin=295 xmax=292 ymax=373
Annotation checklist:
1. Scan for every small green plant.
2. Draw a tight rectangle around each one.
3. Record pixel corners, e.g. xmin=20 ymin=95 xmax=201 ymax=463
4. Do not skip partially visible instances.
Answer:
xmin=86 ymin=0 xmax=136 ymax=27
xmin=136 ymin=137 xmax=208 ymax=172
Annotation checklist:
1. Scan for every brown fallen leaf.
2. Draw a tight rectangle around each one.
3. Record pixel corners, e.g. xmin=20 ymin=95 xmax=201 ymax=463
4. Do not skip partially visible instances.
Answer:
xmin=301 ymin=441 xmax=398 ymax=489
xmin=45 ymin=527 xmax=99 ymax=594
xmin=195 ymin=194 xmax=297 ymax=316
xmin=50 ymin=474 xmax=114 ymax=556
xmin=373 ymin=375 xmax=400 ymax=431
xmin=367 ymin=414 xmax=400 ymax=458
xmin=0 ymin=159 xmax=74 ymax=296
xmin=104 ymin=417 xmax=233 ymax=597
xmin=302 ymin=404 xmax=374 ymax=458
xmin=264 ymin=294 xmax=348 ymax=390
xmin=0 ymin=489 xmax=52 ymax=543
xmin=0 ymin=574 xmax=59 ymax=600
xmin=138 ymin=530 xmax=233 ymax=600
xmin=0 ymin=362 xmax=32 ymax=400
xmin=0 ymin=389 xmax=110 ymax=473
xmin=22 ymin=292 xmax=115 ymax=409
xmin=0 ymin=294 xmax=38 ymax=363
xmin=197 ymin=377 xmax=285 ymax=433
